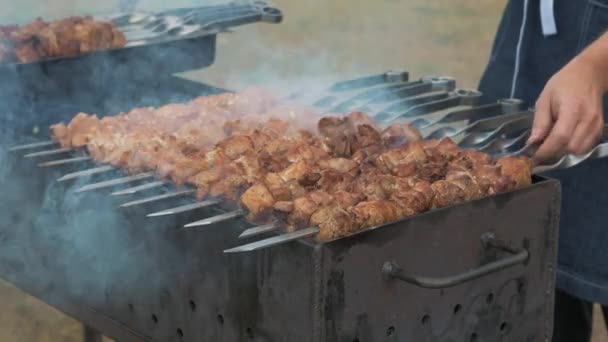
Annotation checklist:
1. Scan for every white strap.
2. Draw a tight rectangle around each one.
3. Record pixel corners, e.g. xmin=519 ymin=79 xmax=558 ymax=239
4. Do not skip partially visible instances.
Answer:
xmin=540 ymin=0 xmax=558 ymax=36
xmin=510 ymin=0 xmax=530 ymax=98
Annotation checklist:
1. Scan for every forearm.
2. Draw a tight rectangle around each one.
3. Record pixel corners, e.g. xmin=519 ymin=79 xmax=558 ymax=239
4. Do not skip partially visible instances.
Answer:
xmin=573 ymin=31 xmax=608 ymax=93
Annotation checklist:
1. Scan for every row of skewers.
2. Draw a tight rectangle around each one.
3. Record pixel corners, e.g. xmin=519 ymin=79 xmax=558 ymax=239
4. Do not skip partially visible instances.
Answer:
xmin=11 ymin=87 xmax=533 ymax=252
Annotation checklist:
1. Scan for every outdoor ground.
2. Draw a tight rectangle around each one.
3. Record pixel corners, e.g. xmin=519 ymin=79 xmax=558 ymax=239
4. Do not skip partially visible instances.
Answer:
xmin=0 ymin=0 xmax=606 ymax=341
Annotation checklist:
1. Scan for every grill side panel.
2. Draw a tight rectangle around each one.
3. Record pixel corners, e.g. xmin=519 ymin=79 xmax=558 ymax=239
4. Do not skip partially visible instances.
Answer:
xmin=318 ymin=179 xmax=560 ymax=342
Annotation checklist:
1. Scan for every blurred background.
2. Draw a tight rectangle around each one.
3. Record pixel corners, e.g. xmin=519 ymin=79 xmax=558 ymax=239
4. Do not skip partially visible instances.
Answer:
xmin=0 ymin=0 xmax=606 ymax=341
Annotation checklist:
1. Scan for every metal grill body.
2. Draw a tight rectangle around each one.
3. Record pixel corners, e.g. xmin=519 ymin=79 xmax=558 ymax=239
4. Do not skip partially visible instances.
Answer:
xmin=0 ymin=153 xmax=560 ymax=342
xmin=0 ymin=69 xmax=565 ymax=342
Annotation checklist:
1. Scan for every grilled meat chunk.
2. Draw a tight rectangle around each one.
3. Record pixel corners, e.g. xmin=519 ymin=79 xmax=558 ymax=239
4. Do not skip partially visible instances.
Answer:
xmin=311 ymin=203 xmax=356 ymax=241
xmin=49 ymin=92 xmax=534 ymax=241
xmin=240 ymin=183 xmax=275 ymax=221
xmin=351 ymin=200 xmax=404 ymax=227
xmin=497 ymin=156 xmax=532 ymax=188
xmin=0 ymin=16 xmax=126 ymax=64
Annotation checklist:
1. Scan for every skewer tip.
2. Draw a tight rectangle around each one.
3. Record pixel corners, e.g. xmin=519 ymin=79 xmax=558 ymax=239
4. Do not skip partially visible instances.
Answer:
xmin=238 ymin=223 xmax=279 ymax=239
xmin=145 ymin=199 xmax=221 ymax=217
xmin=223 ymin=247 xmax=247 ymax=253
xmin=110 ymin=180 xmax=165 ymax=196
xmin=183 ymin=221 xmax=209 ymax=228
xmin=146 ymin=211 xmax=171 ymax=217
xmin=73 ymin=187 xmax=92 ymax=194
xmin=183 ymin=210 xmax=244 ymax=228
xmin=8 ymin=140 xmax=55 ymax=151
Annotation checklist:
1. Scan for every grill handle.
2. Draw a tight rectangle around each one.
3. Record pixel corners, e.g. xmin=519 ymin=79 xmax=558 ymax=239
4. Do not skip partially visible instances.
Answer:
xmin=382 ymin=233 xmax=529 ymax=289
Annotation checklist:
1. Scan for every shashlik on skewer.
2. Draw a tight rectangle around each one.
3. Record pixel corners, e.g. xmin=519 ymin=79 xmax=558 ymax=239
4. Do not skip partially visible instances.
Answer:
xmin=0 ymin=16 xmax=127 ymax=64
xmin=49 ymin=92 xmax=532 ymax=241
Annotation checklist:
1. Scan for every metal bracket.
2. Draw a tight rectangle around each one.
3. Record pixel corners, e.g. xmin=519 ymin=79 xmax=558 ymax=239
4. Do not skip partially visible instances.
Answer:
xmin=382 ymin=233 xmax=529 ymax=289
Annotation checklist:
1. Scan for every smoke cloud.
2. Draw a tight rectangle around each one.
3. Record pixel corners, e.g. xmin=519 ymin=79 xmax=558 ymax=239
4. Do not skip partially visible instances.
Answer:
xmin=0 ymin=0 xmax=410 ymax=327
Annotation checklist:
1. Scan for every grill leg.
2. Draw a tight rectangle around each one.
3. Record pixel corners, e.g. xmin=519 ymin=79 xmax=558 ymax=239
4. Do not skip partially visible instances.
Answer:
xmin=83 ymin=325 xmax=103 ymax=342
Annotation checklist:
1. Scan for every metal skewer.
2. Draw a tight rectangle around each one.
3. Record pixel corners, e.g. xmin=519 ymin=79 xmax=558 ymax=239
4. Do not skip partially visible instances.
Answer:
xmin=24 ymin=147 xmax=72 ymax=158
xmin=120 ymin=189 xmax=196 ymax=208
xmin=58 ymin=165 xmax=115 ymax=182
xmin=183 ymin=209 xmax=244 ymax=228
xmin=111 ymin=181 xmax=165 ymax=196
xmin=224 ymin=227 xmax=320 ymax=253
xmin=8 ymin=140 xmax=56 ymax=151
xmin=146 ymin=199 xmax=221 ymax=217
xmin=39 ymin=156 xmax=92 ymax=167
xmin=75 ymin=172 xmax=155 ymax=193
xmin=238 ymin=222 xmax=279 ymax=239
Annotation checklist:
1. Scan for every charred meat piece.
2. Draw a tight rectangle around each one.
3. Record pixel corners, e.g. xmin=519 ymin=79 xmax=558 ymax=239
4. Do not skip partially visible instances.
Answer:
xmin=497 ymin=156 xmax=532 ymax=188
xmin=390 ymin=180 xmax=434 ymax=214
xmin=376 ymin=141 xmax=427 ymax=175
xmin=431 ymin=180 xmax=466 ymax=208
xmin=381 ymin=123 xmax=423 ymax=146
xmin=469 ymin=164 xmax=515 ymax=195
xmin=445 ymin=171 xmax=484 ymax=201
xmin=424 ymin=138 xmax=461 ymax=161
xmin=0 ymin=16 xmax=126 ymax=64
xmin=240 ymin=183 xmax=276 ymax=221
xmin=288 ymin=191 xmax=334 ymax=228
xmin=311 ymin=203 xmax=356 ymax=241
xmin=351 ymin=200 xmax=404 ymax=227
xmin=317 ymin=112 xmax=387 ymax=157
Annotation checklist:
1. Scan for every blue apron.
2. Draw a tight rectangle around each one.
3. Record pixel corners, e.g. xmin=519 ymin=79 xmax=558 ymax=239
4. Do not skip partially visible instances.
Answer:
xmin=478 ymin=0 xmax=608 ymax=304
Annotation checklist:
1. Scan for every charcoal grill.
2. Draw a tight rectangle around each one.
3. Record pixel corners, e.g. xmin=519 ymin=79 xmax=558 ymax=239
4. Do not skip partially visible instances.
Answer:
xmin=0 ymin=69 xmax=565 ymax=342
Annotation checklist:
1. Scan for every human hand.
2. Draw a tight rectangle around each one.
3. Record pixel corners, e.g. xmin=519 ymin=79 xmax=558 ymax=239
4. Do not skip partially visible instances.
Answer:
xmin=527 ymin=56 xmax=605 ymax=164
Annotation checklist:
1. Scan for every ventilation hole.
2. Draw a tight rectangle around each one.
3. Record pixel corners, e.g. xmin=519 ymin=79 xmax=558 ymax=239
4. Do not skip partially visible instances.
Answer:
xmin=486 ymin=293 xmax=494 ymax=304
xmin=517 ymin=280 xmax=526 ymax=294
xmin=470 ymin=332 xmax=478 ymax=342
xmin=189 ymin=300 xmax=196 ymax=312
xmin=500 ymin=322 xmax=510 ymax=333
xmin=421 ymin=315 xmax=430 ymax=325
xmin=353 ymin=339 xmax=360 ymax=342
xmin=177 ymin=328 xmax=184 ymax=338
xmin=128 ymin=303 xmax=135 ymax=313
xmin=217 ymin=314 xmax=224 ymax=325
xmin=453 ymin=304 xmax=462 ymax=314
xmin=386 ymin=326 xmax=395 ymax=336
xmin=246 ymin=327 xmax=254 ymax=339
xmin=151 ymin=314 xmax=158 ymax=324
